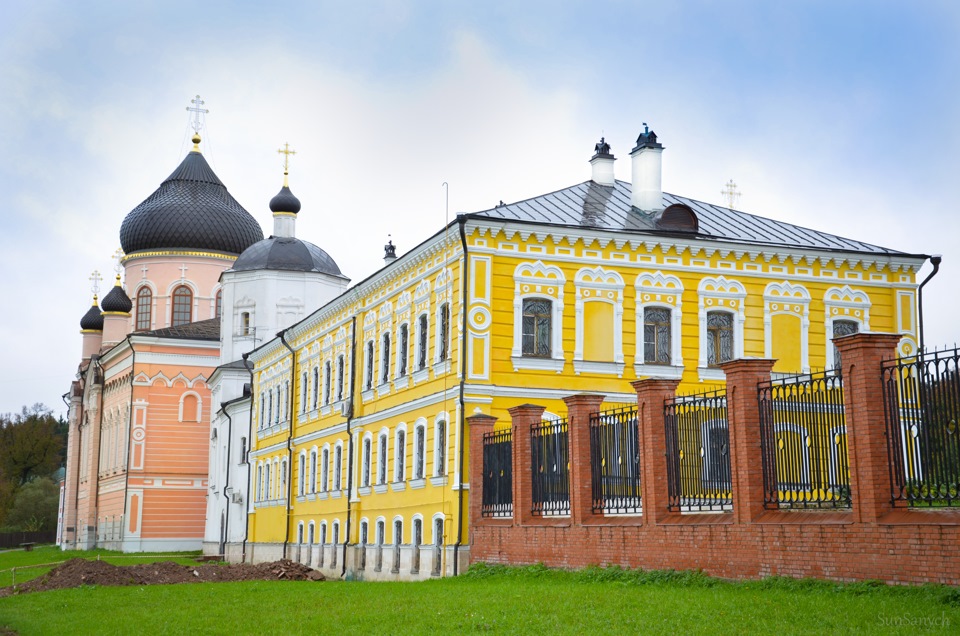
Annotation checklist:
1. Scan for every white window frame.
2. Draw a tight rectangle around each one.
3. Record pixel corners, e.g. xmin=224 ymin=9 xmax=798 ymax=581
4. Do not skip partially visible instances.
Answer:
xmin=634 ymin=272 xmax=684 ymax=379
xmin=824 ymin=285 xmax=871 ymax=370
xmin=512 ymin=261 xmax=565 ymax=372
xmin=697 ymin=276 xmax=747 ymax=381
xmin=393 ymin=423 xmax=408 ymax=487
xmin=763 ymin=281 xmax=811 ymax=374
xmin=412 ymin=418 xmax=427 ymax=486
xmin=433 ymin=413 xmax=448 ymax=481
xmin=573 ymin=266 xmax=625 ymax=376
xmin=377 ymin=428 xmax=390 ymax=489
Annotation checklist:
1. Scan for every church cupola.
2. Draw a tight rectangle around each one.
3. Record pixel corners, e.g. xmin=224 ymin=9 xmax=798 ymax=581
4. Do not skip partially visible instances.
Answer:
xmin=101 ymin=275 xmax=132 ymax=348
xmin=630 ymin=123 xmax=664 ymax=212
xmin=80 ymin=294 xmax=104 ymax=360
xmin=589 ymin=137 xmax=616 ymax=186
xmin=270 ymin=143 xmax=300 ymax=238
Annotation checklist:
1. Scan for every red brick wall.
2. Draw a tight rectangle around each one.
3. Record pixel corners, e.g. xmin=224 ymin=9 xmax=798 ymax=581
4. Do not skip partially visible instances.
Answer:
xmin=470 ymin=334 xmax=960 ymax=585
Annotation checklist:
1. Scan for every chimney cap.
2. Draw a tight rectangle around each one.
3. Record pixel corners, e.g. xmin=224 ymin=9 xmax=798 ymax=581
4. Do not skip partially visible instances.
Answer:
xmin=631 ymin=123 xmax=663 ymax=153
xmin=384 ymin=238 xmax=397 ymax=260
xmin=591 ymin=137 xmax=614 ymax=160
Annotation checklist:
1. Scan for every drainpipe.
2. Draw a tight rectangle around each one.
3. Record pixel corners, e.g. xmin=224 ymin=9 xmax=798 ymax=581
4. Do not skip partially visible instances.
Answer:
xmin=220 ymin=405 xmax=233 ymax=558
xmin=342 ymin=315 xmax=358 ymax=578
xmin=119 ymin=342 xmax=136 ymax=551
xmin=279 ymin=331 xmax=298 ymax=561
xmin=453 ymin=215 xmax=469 ymax=576
xmin=241 ymin=353 xmax=254 ymax=563
xmin=918 ymin=254 xmax=942 ymax=355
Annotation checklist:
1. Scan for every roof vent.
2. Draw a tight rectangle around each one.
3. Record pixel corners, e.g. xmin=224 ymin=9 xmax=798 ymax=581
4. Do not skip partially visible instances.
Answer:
xmin=656 ymin=203 xmax=698 ymax=232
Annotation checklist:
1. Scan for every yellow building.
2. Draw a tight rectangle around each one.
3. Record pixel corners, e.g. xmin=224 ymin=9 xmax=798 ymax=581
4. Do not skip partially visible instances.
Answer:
xmin=243 ymin=130 xmax=929 ymax=578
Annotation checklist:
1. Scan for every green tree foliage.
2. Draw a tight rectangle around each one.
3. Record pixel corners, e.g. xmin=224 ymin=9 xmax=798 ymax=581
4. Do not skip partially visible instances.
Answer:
xmin=0 ymin=404 xmax=65 ymax=486
xmin=5 ymin=477 xmax=60 ymax=531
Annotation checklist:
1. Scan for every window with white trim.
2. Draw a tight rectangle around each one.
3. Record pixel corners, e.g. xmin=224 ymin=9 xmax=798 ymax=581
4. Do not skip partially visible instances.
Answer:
xmin=512 ymin=261 xmax=565 ymax=371
xmin=394 ymin=427 xmax=406 ymax=482
xmin=706 ymin=311 xmax=734 ymax=367
xmin=434 ymin=418 xmax=447 ymax=477
xmin=320 ymin=447 xmax=330 ymax=493
xmin=365 ymin=340 xmax=375 ymax=391
xmin=573 ymin=266 xmax=625 ymax=376
xmin=323 ymin=361 xmax=331 ymax=405
xmin=298 ymin=452 xmax=305 ymax=496
xmin=416 ymin=313 xmax=429 ymax=371
xmin=378 ymin=431 xmax=389 ymax=485
xmin=381 ymin=332 xmax=391 ymax=385
xmin=300 ymin=372 xmax=308 ymax=413
xmin=824 ymin=285 xmax=870 ymax=371
xmin=437 ymin=303 xmax=450 ymax=361
xmin=521 ymin=298 xmax=552 ymax=357
xmin=309 ymin=449 xmax=317 ymax=494
xmin=697 ymin=276 xmax=747 ymax=379
xmin=336 ymin=355 xmax=345 ymax=401
xmin=362 ymin=436 xmax=372 ymax=487
xmin=312 ymin=367 xmax=319 ymax=409
xmin=397 ymin=323 xmax=409 ymax=378
xmin=333 ymin=443 xmax=343 ymax=491
xmin=413 ymin=421 xmax=426 ymax=480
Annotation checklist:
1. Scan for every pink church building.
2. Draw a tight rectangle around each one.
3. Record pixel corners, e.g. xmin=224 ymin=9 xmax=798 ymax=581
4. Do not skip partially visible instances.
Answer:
xmin=61 ymin=134 xmax=263 ymax=551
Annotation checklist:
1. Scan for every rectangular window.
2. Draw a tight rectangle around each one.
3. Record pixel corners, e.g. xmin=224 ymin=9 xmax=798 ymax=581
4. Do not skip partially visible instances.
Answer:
xmin=643 ymin=307 xmax=672 ymax=364
xmin=301 ymin=372 xmax=308 ymax=413
xmin=378 ymin=434 xmax=388 ymax=485
xmin=395 ymin=431 xmax=406 ymax=481
xmin=832 ymin=319 xmax=859 ymax=370
xmin=521 ymin=298 xmax=552 ymax=357
xmin=362 ymin=438 xmax=372 ymax=487
xmin=417 ymin=314 xmax=428 ymax=370
xmin=414 ymin=425 xmax=425 ymax=480
xmin=439 ymin=304 xmax=450 ymax=360
xmin=336 ymin=356 xmax=345 ymax=401
xmin=381 ymin=333 xmax=391 ymax=385
xmin=323 ymin=362 xmax=331 ymax=405
xmin=365 ymin=341 xmax=374 ymax=390
xmin=320 ymin=449 xmax=329 ymax=492
xmin=706 ymin=311 xmax=734 ymax=367
xmin=334 ymin=445 xmax=343 ymax=491
xmin=398 ymin=324 xmax=409 ymax=377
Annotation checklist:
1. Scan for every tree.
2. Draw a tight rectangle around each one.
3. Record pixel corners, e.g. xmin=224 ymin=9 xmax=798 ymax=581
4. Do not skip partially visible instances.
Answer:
xmin=5 ymin=477 xmax=60 ymax=531
xmin=0 ymin=404 xmax=65 ymax=486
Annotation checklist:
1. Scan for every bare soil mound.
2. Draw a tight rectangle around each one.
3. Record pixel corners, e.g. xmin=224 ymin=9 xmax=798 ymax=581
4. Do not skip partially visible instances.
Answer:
xmin=0 ymin=558 xmax=323 ymax=596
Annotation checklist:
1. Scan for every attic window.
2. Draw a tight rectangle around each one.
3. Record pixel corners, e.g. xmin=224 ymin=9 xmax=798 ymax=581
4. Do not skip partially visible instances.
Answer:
xmin=657 ymin=203 xmax=698 ymax=232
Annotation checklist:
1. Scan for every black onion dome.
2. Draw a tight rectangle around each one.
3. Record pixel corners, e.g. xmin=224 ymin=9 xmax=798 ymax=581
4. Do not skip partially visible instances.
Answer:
xmin=269 ymin=184 xmax=301 ymax=214
xmin=80 ymin=298 xmax=104 ymax=330
xmin=230 ymin=237 xmax=343 ymax=276
xmin=119 ymin=150 xmax=264 ymax=255
xmin=101 ymin=282 xmax=133 ymax=313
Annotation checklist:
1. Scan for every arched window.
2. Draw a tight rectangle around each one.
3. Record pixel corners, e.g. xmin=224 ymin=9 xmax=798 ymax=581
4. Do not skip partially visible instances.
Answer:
xmin=417 ymin=314 xmax=429 ymax=371
xmin=333 ymin=443 xmax=343 ymax=491
xmin=832 ymin=319 xmax=859 ymax=371
xmin=171 ymin=285 xmax=192 ymax=326
xmin=395 ymin=428 xmax=406 ymax=482
xmin=312 ymin=367 xmax=319 ymax=409
xmin=323 ymin=361 xmax=332 ymax=405
xmin=362 ymin=436 xmax=372 ymax=487
xmin=378 ymin=431 xmax=389 ymax=485
xmin=298 ymin=453 xmax=305 ymax=496
xmin=438 ymin=303 xmax=450 ymax=360
xmin=336 ymin=355 xmax=345 ymax=401
xmin=365 ymin=341 xmax=375 ymax=390
xmin=136 ymin=287 xmax=153 ymax=331
xmin=398 ymin=323 xmax=409 ymax=377
xmin=301 ymin=371 xmax=308 ymax=414
xmin=215 ymin=289 xmax=223 ymax=320
xmin=706 ymin=311 xmax=735 ymax=367
xmin=321 ymin=447 xmax=330 ymax=492
xmin=414 ymin=422 xmax=426 ymax=480
xmin=309 ymin=449 xmax=317 ymax=494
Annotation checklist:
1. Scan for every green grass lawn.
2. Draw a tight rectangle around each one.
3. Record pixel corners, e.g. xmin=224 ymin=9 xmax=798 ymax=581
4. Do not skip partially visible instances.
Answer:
xmin=1 ymin=561 xmax=958 ymax=635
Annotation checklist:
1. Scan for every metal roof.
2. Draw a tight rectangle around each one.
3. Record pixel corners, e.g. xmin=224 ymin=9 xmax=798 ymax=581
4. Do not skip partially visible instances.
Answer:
xmin=138 ymin=318 xmax=220 ymax=341
xmin=467 ymin=180 xmax=905 ymax=256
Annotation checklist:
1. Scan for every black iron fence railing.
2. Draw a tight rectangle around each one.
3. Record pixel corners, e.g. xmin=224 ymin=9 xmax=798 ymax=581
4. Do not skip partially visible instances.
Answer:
xmin=882 ymin=347 xmax=960 ymax=508
xmin=589 ymin=406 xmax=642 ymax=514
xmin=481 ymin=429 xmax=513 ymax=517
xmin=531 ymin=418 xmax=570 ymax=516
xmin=664 ymin=391 xmax=732 ymax=512
xmin=758 ymin=370 xmax=850 ymax=510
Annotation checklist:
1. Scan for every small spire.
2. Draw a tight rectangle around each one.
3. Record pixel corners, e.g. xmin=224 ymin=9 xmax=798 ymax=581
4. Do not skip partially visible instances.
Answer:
xmin=91 ymin=294 xmax=99 ymax=306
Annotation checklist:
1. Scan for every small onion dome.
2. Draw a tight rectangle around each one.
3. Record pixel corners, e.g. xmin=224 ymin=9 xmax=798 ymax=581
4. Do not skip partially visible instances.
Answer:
xmin=101 ymin=276 xmax=133 ymax=313
xmin=80 ymin=295 xmax=104 ymax=331
xmin=269 ymin=182 xmax=302 ymax=214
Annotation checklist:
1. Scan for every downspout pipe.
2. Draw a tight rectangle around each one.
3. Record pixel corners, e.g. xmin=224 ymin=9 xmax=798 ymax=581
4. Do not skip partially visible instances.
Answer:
xmin=241 ymin=353 xmax=254 ymax=563
xmin=453 ymin=215 xmax=469 ymax=575
xmin=220 ymin=404 xmax=233 ymax=558
xmin=342 ymin=315 xmax=358 ymax=578
xmin=119 ymin=342 xmax=136 ymax=550
xmin=918 ymin=254 xmax=942 ymax=355
xmin=279 ymin=330 xmax=297 ymax=561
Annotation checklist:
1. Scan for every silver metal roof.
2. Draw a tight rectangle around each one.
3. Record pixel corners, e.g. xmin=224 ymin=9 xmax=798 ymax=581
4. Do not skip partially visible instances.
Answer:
xmin=468 ymin=180 xmax=905 ymax=256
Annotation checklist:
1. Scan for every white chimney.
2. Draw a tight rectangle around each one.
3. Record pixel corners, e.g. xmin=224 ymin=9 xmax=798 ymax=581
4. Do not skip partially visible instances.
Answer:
xmin=630 ymin=124 xmax=664 ymax=212
xmin=589 ymin=137 xmax=616 ymax=186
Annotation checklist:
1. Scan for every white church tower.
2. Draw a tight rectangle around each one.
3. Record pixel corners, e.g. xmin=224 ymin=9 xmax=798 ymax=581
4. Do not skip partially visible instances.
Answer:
xmin=204 ymin=147 xmax=350 ymax=559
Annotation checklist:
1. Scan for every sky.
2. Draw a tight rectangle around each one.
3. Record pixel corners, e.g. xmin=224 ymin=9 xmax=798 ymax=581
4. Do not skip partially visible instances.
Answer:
xmin=1 ymin=0 xmax=958 ymax=419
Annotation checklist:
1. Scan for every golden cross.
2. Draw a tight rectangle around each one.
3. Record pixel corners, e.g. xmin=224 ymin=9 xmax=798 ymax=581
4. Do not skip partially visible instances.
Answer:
xmin=186 ymin=95 xmax=208 ymax=134
xmin=89 ymin=270 xmax=103 ymax=296
xmin=721 ymin=179 xmax=741 ymax=210
xmin=277 ymin=142 xmax=297 ymax=173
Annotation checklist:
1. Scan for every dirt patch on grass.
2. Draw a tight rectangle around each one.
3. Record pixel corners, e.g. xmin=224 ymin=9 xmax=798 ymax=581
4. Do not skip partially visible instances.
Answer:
xmin=0 ymin=559 xmax=323 ymax=596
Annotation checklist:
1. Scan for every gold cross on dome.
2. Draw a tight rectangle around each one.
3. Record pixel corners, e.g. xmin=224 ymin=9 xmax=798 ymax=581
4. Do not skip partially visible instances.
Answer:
xmin=89 ymin=270 xmax=103 ymax=296
xmin=186 ymin=95 xmax=209 ymax=134
xmin=277 ymin=142 xmax=296 ymax=173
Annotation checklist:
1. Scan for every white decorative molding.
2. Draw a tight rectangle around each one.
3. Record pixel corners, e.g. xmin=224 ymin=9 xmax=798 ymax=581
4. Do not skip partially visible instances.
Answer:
xmin=635 ymin=271 xmax=684 ymax=369
xmin=512 ymin=261 xmax=566 ymax=365
xmin=573 ymin=266 xmax=624 ymax=372
xmin=824 ymin=285 xmax=872 ymax=369
xmin=763 ymin=281 xmax=811 ymax=373
xmin=698 ymin=276 xmax=747 ymax=369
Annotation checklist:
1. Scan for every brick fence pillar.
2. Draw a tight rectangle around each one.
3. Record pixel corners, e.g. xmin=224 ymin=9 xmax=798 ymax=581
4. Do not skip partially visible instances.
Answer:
xmin=721 ymin=358 xmax=776 ymax=525
xmin=631 ymin=379 xmax=680 ymax=524
xmin=562 ymin=394 xmax=606 ymax=525
xmin=834 ymin=332 xmax=902 ymax=522
xmin=466 ymin=412 xmax=498 ymax=534
xmin=508 ymin=404 xmax=546 ymax=527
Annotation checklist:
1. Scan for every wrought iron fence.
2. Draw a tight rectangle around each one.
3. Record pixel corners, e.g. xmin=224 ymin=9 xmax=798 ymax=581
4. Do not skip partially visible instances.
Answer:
xmin=531 ymin=418 xmax=570 ymax=516
xmin=589 ymin=406 xmax=642 ymax=514
xmin=664 ymin=391 xmax=732 ymax=512
xmin=882 ymin=347 xmax=960 ymax=507
xmin=481 ymin=429 xmax=513 ymax=517
xmin=758 ymin=370 xmax=850 ymax=509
